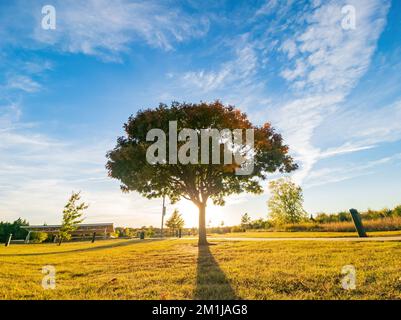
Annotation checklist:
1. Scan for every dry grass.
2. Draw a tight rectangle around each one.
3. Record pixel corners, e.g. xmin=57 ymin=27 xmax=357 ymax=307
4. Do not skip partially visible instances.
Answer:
xmin=321 ymin=217 xmax=401 ymax=232
xmin=268 ymin=217 xmax=401 ymax=233
xmin=1 ymin=238 xmax=401 ymax=300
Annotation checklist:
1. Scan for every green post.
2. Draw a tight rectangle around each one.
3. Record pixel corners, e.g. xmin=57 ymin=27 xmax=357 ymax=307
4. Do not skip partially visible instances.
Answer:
xmin=5 ymin=234 xmax=12 ymax=247
xmin=92 ymin=232 xmax=96 ymax=243
xmin=349 ymin=209 xmax=367 ymax=238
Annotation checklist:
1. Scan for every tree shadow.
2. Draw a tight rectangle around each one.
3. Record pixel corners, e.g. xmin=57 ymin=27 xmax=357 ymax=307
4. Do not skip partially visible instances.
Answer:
xmin=0 ymin=239 xmax=162 ymax=257
xmin=193 ymin=244 xmax=239 ymax=300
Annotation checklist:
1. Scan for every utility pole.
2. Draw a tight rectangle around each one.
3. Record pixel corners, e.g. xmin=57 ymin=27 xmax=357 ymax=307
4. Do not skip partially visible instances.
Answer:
xmin=161 ymin=195 xmax=166 ymax=238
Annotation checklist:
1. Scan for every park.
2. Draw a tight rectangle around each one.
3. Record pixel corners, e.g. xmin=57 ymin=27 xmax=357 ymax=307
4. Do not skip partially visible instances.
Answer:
xmin=1 ymin=101 xmax=401 ymax=300
xmin=1 ymin=0 xmax=401 ymax=303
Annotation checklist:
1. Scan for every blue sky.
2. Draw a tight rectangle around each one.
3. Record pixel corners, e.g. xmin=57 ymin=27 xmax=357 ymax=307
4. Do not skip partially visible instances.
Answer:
xmin=1 ymin=0 xmax=401 ymax=228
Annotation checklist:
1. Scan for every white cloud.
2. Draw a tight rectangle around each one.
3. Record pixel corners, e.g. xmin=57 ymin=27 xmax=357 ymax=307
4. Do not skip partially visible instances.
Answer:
xmin=6 ymin=75 xmax=42 ymax=93
xmin=305 ymin=153 xmax=401 ymax=188
xmin=181 ymin=43 xmax=258 ymax=92
xmin=280 ymin=59 xmax=306 ymax=81
xmin=31 ymin=0 xmax=209 ymax=60
xmin=280 ymin=39 xmax=298 ymax=59
xmin=319 ymin=143 xmax=375 ymax=159
xmin=255 ymin=0 xmax=279 ymax=16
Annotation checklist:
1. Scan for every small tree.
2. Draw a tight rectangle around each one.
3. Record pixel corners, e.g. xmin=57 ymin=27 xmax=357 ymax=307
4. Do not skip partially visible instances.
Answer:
xmin=146 ymin=226 xmax=155 ymax=237
xmin=268 ymin=178 xmax=307 ymax=225
xmin=240 ymin=213 xmax=251 ymax=231
xmin=165 ymin=209 xmax=185 ymax=236
xmin=58 ymin=192 xmax=88 ymax=245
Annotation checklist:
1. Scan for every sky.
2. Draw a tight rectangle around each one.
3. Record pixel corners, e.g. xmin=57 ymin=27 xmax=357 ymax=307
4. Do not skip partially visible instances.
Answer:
xmin=0 ymin=0 xmax=401 ymax=228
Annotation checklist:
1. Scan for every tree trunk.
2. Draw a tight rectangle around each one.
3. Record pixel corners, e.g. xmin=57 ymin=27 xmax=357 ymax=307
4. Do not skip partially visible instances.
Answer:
xmin=198 ymin=202 xmax=208 ymax=246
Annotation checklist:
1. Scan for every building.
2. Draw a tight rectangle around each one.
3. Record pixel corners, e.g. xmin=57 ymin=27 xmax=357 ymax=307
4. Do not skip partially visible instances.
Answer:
xmin=21 ymin=223 xmax=114 ymax=243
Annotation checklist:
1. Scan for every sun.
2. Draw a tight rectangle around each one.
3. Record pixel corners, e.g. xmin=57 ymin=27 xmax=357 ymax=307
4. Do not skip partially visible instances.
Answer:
xmin=174 ymin=199 xmax=226 ymax=228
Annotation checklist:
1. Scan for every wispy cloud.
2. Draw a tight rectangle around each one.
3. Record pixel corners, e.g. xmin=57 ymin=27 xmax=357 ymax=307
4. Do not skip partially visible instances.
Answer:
xmin=6 ymin=75 xmax=42 ymax=93
xmin=304 ymin=153 xmax=401 ymax=188
xmin=30 ymin=0 xmax=209 ymax=61
xmin=180 ymin=42 xmax=258 ymax=92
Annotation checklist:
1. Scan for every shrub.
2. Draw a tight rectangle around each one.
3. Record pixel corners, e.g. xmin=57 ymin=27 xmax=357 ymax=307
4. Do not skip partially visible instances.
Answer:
xmin=230 ymin=226 xmax=245 ymax=233
xmin=30 ymin=232 xmax=48 ymax=243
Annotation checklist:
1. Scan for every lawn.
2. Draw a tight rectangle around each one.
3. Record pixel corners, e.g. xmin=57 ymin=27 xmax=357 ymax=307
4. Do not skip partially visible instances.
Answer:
xmin=1 ymin=238 xmax=401 ymax=299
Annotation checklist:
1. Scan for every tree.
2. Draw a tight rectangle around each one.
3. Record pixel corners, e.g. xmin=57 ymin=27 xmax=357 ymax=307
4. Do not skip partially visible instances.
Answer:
xmin=106 ymin=101 xmax=297 ymax=245
xmin=145 ymin=226 xmax=155 ymax=238
xmin=240 ymin=213 xmax=251 ymax=231
xmin=165 ymin=209 xmax=185 ymax=236
xmin=0 ymin=218 xmax=29 ymax=243
xmin=250 ymin=218 xmax=269 ymax=230
xmin=393 ymin=205 xmax=401 ymax=217
xmin=58 ymin=192 xmax=88 ymax=245
xmin=268 ymin=178 xmax=307 ymax=224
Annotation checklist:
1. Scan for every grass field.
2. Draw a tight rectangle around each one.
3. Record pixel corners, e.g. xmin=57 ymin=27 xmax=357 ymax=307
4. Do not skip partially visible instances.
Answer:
xmin=1 ymin=238 xmax=401 ymax=300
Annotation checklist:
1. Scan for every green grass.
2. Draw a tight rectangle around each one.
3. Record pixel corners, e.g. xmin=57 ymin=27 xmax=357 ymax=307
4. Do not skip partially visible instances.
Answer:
xmin=1 ymin=238 xmax=401 ymax=299
xmin=207 ymin=230 xmax=401 ymax=238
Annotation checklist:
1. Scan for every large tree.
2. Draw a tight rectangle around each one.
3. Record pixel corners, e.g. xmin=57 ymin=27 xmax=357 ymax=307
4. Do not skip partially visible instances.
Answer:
xmin=106 ymin=101 xmax=297 ymax=245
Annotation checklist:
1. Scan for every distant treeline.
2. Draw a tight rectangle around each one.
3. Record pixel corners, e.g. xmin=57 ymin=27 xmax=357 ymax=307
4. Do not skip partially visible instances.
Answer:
xmin=0 ymin=218 xmax=29 ymax=242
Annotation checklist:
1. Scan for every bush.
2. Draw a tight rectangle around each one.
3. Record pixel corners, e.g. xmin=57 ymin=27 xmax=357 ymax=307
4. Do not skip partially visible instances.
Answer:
xmin=145 ymin=226 xmax=155 ymax=237
xmin=230 ymin=226 xmax=245 ymax=233
xmin=30 ymin=232 xmax=48 ymax=243
xmin=207 ymin=226 xmax=232 ymax=234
